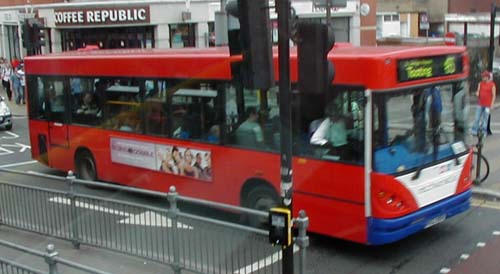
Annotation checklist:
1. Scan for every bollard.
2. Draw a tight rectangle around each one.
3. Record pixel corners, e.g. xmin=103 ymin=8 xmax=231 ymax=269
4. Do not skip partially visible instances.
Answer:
xmin=66 ymin=171 xmax=80 ymax=249
xmin=295 ymin=210 xmax=309 ymax=274
xmin=167 ymin=186 xmax=181 ymax=274
xmin=45 ymin=244 xmax=59 ymax=274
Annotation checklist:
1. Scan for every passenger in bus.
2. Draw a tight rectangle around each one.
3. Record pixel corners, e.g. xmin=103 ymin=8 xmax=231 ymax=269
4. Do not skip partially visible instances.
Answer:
xmin=206 ymin=125 xmax=220 ymax=143
xmin=47 ymin=88 xmax=65 ymax=112
xmin=452 ymin=82 xmax=469 ymax=141
xmin=310 ymin=103 xmax=350 ymax=159
xmin=235 ymin=107 xmax=264 ymax=148
xmin=114 ymin=111 xmax=140 ymax=132
xmin=76 ymin=92 xmax=100 ymax=116
xmin=180 ymin=104 xmax=203 ymax=139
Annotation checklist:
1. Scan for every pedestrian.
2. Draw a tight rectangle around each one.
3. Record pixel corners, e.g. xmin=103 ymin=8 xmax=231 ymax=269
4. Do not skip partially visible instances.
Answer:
xmin=471 ymin=70 xmax=496 ymax=136
xmin=11 ymin=65 xmax=22 ymax=105
xmin=1 ymin=62 xmax=12 ymax=101
xmin=18 ymin=64 xmax=25 ymax=104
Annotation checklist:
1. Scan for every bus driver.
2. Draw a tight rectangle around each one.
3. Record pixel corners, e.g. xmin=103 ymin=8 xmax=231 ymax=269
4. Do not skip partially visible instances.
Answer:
xmin=310 ymin=103 xmax=350 ymax=159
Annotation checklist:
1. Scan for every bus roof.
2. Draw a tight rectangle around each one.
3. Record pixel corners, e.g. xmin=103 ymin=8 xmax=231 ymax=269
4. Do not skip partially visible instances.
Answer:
xmin=25 ymin=44 xmax=468 ymax=91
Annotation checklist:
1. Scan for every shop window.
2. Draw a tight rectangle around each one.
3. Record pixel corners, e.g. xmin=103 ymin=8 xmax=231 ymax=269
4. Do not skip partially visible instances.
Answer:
xmin=208 ymin=22 xmax=215 ymax=47
xmin=169 ymin=23 xmax=195 ymax=48
xmin=61 ymin=27 xmax=154 ymax=51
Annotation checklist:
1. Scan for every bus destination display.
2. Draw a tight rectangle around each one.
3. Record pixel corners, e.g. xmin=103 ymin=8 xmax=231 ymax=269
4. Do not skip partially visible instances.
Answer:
xmin=398 ymin=54 xmax=463 ymax=82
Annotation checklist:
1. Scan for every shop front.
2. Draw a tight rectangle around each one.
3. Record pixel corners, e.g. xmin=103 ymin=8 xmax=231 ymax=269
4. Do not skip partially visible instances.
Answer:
xmin=0 ymin=11 xmax=22 ymax=61
xmin=52 ymin=6 xmax=154 ymax=51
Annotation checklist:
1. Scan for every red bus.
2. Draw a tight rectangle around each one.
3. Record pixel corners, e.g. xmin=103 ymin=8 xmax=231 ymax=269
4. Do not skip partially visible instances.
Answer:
xmin=25 ymin=45 xmax=471 ymax=245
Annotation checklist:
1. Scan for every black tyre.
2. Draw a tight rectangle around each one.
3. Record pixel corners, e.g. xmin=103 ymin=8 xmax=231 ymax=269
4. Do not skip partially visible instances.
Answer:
xmin=75 ymin=150 xmax=97 ymax=181
xmin=5 ymin=124 xmax=12 ymax=130
xmin=472 ymin=151 xmax=490 ymax=185
xmin=243 ymin=185 xmax=279 ymax=228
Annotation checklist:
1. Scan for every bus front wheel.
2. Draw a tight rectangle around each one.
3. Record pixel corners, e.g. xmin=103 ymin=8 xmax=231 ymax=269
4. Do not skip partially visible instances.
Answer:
xmin=243 ymin=185 xmax=279 ymax=228
xmin=76 ymin=150 xmax=97 ymax=181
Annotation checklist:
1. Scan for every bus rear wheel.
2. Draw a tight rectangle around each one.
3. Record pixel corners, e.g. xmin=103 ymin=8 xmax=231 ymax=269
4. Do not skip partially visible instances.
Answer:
xmin=243 ymin=185 xmax=279 ymax=228
xmin=76 ymin=150 xmax=97 ymax=181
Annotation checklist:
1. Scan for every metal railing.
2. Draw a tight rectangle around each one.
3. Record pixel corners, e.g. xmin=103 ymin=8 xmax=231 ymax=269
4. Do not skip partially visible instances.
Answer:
xmin=0 ymin=168 xmax=309 ymax=274
xmin=0 ymin=239 xmax=113 ymax=274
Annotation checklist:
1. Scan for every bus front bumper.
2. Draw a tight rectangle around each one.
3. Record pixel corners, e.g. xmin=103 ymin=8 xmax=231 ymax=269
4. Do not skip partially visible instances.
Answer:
xmin=368 ymin=190 xmax=471 ymax=245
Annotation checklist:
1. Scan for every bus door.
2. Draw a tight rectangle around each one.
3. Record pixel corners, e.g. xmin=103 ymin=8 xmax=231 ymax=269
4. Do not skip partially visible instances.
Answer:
xmin=46 ymin=79 xmax=70 ymax=148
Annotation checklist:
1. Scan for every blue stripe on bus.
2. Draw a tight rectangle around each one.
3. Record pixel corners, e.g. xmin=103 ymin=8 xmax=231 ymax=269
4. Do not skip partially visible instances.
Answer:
xmin=368 ymin=190 xmax=471 ymax=245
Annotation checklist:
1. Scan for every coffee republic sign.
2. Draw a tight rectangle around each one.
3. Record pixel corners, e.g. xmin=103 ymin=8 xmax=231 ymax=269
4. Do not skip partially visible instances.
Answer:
xmin=54 ymin=6 xmax=150 ymax=26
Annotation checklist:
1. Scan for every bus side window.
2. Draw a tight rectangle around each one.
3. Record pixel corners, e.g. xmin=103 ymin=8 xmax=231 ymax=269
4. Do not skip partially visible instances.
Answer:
xmin=104 ymin=80 xmax=143 ymax=133
xmin=144 ymin=80 xmax=168 ymax=136
xmin=171 ymin=82 xmax=219 ymax=142
xmin=71 ymin=77 xmax=102 ymax=126
xmin=43 ymin=78 xmax=68 ymax=123
xmin=226 ymin=86 xmax=274 ymax=150
xmin=28 ymin=77 xmax=47 ymax=120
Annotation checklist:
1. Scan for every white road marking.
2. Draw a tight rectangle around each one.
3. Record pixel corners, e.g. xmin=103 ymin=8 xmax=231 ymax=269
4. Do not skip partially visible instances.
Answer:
xmin=0 ymin=160 xmax=37 ymax=168
xmin=2 ymin=143 xmax=31 ymax=152
xmin=460 ymin=254 xmax=470 ymax=260
xmin=234 ymin=244 xmax=299 ymax=274
xmin=477 ymin=242 xmax=486 ymax=247
xmin=0 ymin=131 xmax=19 ymax=139
xmin=49 ymin=197 xmax=130 ymax=216
xmin=119 ymin=211 xmax=193 ymax=229
xmin=493 ymin=231 xmax=500 ymax=236
xmin=49 ymin=196 xmax=193 ymax=229
xmin=439 ymin=268 xmax=451 ymax=273
xmin=0 ymin=147 xmax=14 ymax=156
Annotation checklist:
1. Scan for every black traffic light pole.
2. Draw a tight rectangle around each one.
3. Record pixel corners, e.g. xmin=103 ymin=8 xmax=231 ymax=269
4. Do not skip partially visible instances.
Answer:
xmin=276 ymin=0 xmax=294 ymax=273
xmin=487 ymin=3 xmax=496 ymax=135
xmin=489 ymin=3 xmax=496 ymax=72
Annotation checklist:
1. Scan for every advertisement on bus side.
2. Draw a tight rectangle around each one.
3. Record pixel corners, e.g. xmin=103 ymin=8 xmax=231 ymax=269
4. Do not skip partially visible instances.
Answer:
xmin=110 ymin=137 xmax=212 ymax=181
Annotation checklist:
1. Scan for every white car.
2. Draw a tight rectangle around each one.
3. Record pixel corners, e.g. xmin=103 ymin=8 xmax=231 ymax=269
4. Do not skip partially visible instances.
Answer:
xmin=0 ymin=96 xmax=12 ymax=130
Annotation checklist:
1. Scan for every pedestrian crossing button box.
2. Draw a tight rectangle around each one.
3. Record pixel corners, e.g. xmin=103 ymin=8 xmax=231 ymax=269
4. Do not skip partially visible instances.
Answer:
xmin=268 ymin=207 xmax=291 ymax=247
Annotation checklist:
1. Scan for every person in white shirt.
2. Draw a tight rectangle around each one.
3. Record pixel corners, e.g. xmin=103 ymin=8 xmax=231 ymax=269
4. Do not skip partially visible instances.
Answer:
xmin=1 ymin=63 xmax=12 ymax=101
xmin=310 ymin=102 xmax=351 ymax=159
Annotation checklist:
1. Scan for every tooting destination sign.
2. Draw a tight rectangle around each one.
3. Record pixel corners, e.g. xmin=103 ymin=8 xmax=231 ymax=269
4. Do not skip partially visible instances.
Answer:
xmin=54 ymin=6 xmax=150 ymax=26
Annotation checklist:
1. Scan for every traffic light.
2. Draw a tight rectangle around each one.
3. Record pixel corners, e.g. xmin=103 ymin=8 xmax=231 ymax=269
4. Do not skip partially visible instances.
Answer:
xmin=21 ymin=22 xmax=32 ymax=49
xmin=32 ymin=22 xmax=46 ymax=47
xmin=226 ymin=0 xmax=274 ymax=91
xmin=297 ymin=22 xmax=335 ymax=94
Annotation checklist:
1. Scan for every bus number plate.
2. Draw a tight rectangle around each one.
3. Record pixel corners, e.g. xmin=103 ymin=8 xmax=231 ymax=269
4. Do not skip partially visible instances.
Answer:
xmin=425 ymin=214 xmax=446 ymax=229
